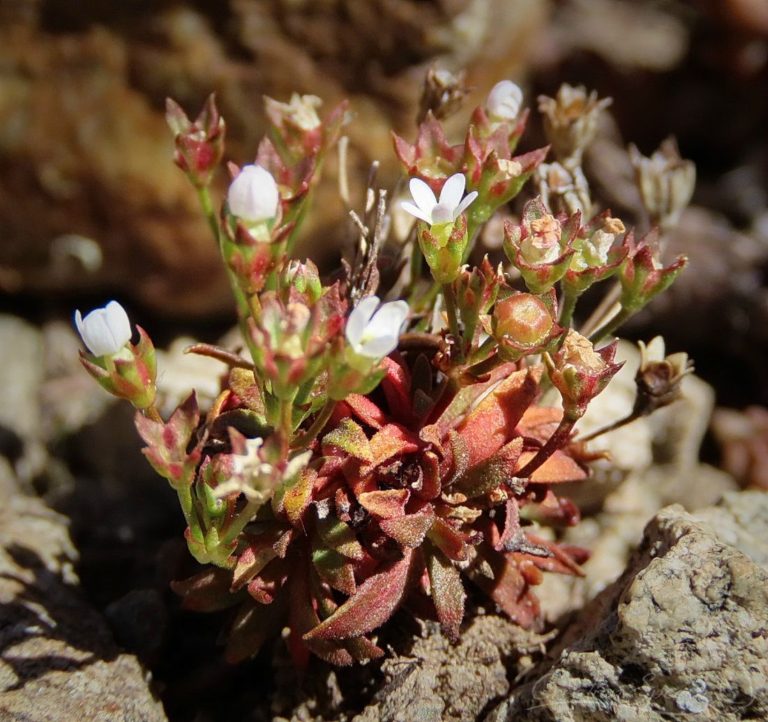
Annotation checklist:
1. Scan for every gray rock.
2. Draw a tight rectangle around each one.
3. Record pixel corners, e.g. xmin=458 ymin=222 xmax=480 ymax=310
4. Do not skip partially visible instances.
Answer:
xmin=0 ymin=459 xmax=167 ymax=721
xmin=487 ymin=500 xmax=768 ymax=722
xmin=352 ymin=616 xmax=541 ymax=722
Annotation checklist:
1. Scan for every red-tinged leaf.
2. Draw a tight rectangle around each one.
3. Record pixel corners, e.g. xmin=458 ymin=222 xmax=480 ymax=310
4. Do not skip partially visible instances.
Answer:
xmin=381 ymin=356 xmax=416 ymax=426
xmin=281 ymin=466 xmax=318 ymax=525
xmin=379 ymin=506 xmax=435 ymax=547
xmin=231 ymin=532 xmax=281 ymax=591
xmin=423 ymin=362 xmax=518 ymax=440
xmin=516 ymin=449 xmax=587 ymax=483
xmin=322 ymin=418 xmax=373 ymax=462
xmin=471 ymin=549 xmax=541 ymax=629
xmin=358 ymin=489 xmax=409 ymax=519
xmin=428 ymin=518 xmax=471 ymax=561
xmin=364 ymin=424 xmax=420 ymax=472
xmin=496 ymin=498 xmax=521 ymax=552
xmin=344 ymin=394 xmax=386 ymax=428
xmin=247 ymin=558 xmax=288 ymax=604
xmin=343 ymin=636 xmax=384 ymax=663
xmin=416 ymin=450 xmax=442 ymax=501
xmin=453 ymin=437 xmax=523 ymax=499
xmin=456 ymin=368 xmax=540 ymax=469
xmin=311 ymin=543 xmax=357 ymax=596
xmin=516 ymin=406 xmax=562 ymax=444
xmin=426 ymin=544 xmax=466 ymax=642
xmin=316 ymin=514 xmax=365 ymax=560
xmin=303 ymin=549 xmax=414 ymax=641
xmin=135 ymin=392 xmax=200 ymax=488
xmin=171 ymin=567 xmax=239 ymax=612
xmin=225 ymin=597 xmax=286 ymax=663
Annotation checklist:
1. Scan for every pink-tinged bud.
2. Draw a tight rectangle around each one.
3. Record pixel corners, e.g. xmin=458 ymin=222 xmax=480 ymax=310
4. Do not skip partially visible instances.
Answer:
xmin=619 ymin=232 xmax=687 ymax=312
xmin=545 ymin=331 xmax=623 ymax=420
xmin=78 ymin=312 xmax=157 ymax=412
xmin=492 ymin=292 xmax=563 ymax=361
xmin=166 ymin=95 xmax=225 ymax=187
xmin=486 ymin=80 xmax=523 ymax=121
xmin=503 ymin=197 xmax=576 ymax=294
xmin=227 ymin=164 xmax=280 ymax=225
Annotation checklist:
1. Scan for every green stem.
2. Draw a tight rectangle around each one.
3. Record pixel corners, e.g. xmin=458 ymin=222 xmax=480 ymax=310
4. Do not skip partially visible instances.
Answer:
xmin=441 ymin=283 xmax=462 ymax=359
xmin=196 ymin=185 xmax=220 ymax=244
xmin=292 ymin=399 xmax=337 ymax=450
xmin=176 ymin=485 xmax=196 ymax=530
xmin=558 ymin=287 xmax=581 ymax=328
xmin=588 ymin=307 xmax=635 ymax=344
xmin=221 ymin=497 xmax=262 ymax=546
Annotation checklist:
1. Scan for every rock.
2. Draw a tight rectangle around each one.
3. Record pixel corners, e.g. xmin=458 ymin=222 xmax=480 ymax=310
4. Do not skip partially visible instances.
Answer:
xmin=487 ymin=499 xmax=768 ymax=722
xmin=0 ymin=459 xmax=168 ymax=721
xmin=352 ymin=616 xmax=539 ymax=722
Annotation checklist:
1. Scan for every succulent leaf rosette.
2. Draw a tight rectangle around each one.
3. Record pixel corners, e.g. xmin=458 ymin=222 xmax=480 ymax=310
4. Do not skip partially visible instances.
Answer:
xmin=76 ymin=80 xmax=691 ymax=666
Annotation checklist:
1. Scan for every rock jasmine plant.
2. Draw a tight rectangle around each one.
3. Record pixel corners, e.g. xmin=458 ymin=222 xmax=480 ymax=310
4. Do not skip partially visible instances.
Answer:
xmin=76 ymin=78 xmax=692 ymax=666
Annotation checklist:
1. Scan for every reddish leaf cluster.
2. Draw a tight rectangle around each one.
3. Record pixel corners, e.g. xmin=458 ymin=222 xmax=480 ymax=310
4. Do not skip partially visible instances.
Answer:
xmin=173 ymin=353 xmax=590 ymax=665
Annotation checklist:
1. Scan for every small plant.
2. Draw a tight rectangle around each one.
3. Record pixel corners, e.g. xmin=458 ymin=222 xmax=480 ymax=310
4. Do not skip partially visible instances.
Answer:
xmin=76 ymin=77 xmax=693 ymax=665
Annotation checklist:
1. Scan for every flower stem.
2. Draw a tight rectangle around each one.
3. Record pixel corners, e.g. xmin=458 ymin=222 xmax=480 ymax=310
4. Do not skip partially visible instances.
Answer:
xmin=221 ymin=498 xmax=262 ymax=546
xmin=292 ymin=399 xmax=337 ymax=450
xmin=576 ymin=411 xmax=640 ymax=443
xmin=441 ymin=283 xmax=462 ymax=360
xmin=588 ymin=306 xmax=634 ymax=344
xmin=515 ymin=415 xmax=578 ymax=479
xmin=558 ymin=287 xmax=580 ymax=327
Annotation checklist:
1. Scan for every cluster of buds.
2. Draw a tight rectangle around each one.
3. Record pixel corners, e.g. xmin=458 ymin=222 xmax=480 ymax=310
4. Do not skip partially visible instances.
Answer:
xmin=74 ymin=76 xmax=692 ymax=668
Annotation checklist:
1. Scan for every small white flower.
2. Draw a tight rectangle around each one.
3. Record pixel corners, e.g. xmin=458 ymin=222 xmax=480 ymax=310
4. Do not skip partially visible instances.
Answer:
xmin=227 ymin=164 xmax=280 ymax=223
xmin=401 ymin=173 xmax=478 ymax=226
xmin=486 ymin=80 xmax=523 ymax=121
xmin=346 ymin=296 xmax=409 ymax=359
xmin=75 ymin=300 xmax=132 ymax=356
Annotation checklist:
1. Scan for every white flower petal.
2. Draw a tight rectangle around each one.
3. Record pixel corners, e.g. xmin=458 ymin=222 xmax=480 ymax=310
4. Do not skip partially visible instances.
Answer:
xmin=104 ymin=301 xmax=132 ymax=347
xmin=75 ymin=301 xmax=133 ymax=356
xmin=454 ymin=190 xmax=478 ymax=218
xmin=364 ymin=300 xmax=409 ymax=342
xmin=400 ymin=201 xmax=433 ymax=224
xmin=439 ymin=173 xmax=466 ymax=212
xmin=345 ymin=296 xmax=381 ymax=351
xmin=486 ymin=80 xmax=523 ymax=120
xmin=227 ymin=164 xmax=279 ymax=223
xmin=408 ymin=178 xmax=437 ymax=216
xmin=358 ymin=333 xmax=398 ymax=359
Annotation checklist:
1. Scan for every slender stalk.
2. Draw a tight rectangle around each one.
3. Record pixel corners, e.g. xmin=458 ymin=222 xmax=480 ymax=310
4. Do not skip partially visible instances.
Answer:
xmin=176 ymin=485 xmax=196 ymax=530
xmin=576 ymin=411 xmax=640 ymax=443
xmin=196 ymin=185 xmax=220 ymax=243
xmin=558 ymin=287 xmax=580 ymax=328
xmin=580 ymin=281 xmax=620 ymax=337
xmin=220 ymin=497 xmax=263 ymax=546
xmin=441 ymin=283 xmax=462 ymax=360
xmin=588 ymin=307 xmax=634 ymax=345
xmin=143 ymin=405 xmax=163 ymax=424
xmin=515 ymin=415 xmax=578 ymax=479
xmin=292 ymin=399 xmax=337 ymax=450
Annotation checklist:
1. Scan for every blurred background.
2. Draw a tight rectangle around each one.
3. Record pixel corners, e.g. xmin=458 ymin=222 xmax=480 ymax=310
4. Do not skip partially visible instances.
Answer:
xmin=1 ymin=1 xmax=767 ymax=719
